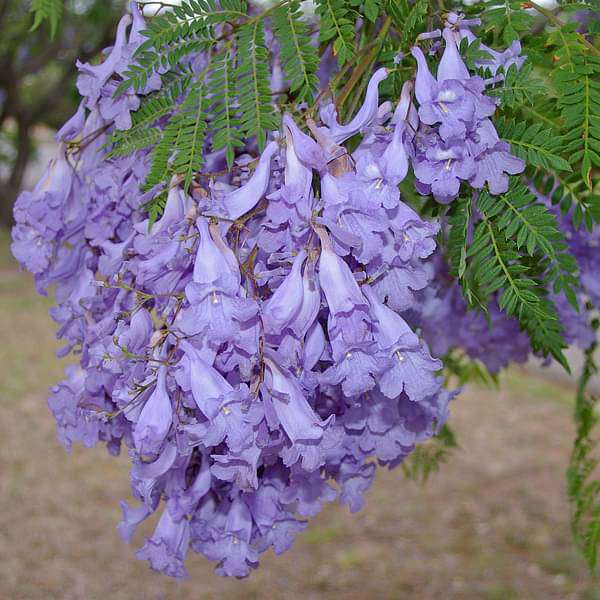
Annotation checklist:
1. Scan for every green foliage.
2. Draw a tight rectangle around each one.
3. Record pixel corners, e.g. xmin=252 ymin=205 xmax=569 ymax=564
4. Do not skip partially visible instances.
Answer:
xmin=487 ymin=62 xmax=546 ymax=108
xmin=548 ymin=25 xmax=600 ymax=188
xmin=116 ymin=0 xmax=247 ymax=96
xmin=443 ymin=348 xmax=499 ymax=389
xmin=481 ymin=181 xmax=579 ymax=304
xmin=459 ymin=37 xmax=493 ymax=71
xmin=446 ymin=195 xmax=494 ymax=319
xmin=451 ymin=182 xmax=575 ymax=369
xmin=447 ymin=3 xmax=600 ymax=570
xmin=476 ymin=0 xmax=599 ymax=232
xmin=528 ymin=169 xmax=600 ymax=231
xmin=236 ymin=20 xmax=279 ymax=150
xmin=516 ymin=97 xmax=563 ymax=136
xmin=361 ymin=0 xmax=381 ymax=23
xmin=30 ymin=0 xmax=63 ymax=38
xmin=385 ymin=0 xmax=428 ymax=49
xmin=496 ymin=116 xmax=572 ymax=173
xmin=108 ymin=75 xmax=191 ymax=158
xmin=144 ymin=71 xmax=210 ymax=194
xmin=315 ymin=0 xmax=356 ymax=65
xmin=208 ymin=43 xmax=243 ymax=169
xmin=402 ymin=425 xmax=458 ymax=484
xmin=550 ymin=172 xmax=600 ymax=229
xmin=482 ymin=0 xmax=535 ymax=43
xmin=448 ymin=196 xmax=472 ymax=281
xmin=567 ymin=318 xmax=600 ymax=571
xmin=272 ymin=0 xmax=319 ymax=101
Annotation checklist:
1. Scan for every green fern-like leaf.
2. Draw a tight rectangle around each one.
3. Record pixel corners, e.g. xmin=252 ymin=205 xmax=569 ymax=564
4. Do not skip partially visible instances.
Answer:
xmin=529 ymin=169 xmax=600 ymax=230
xmin=117 ymin=0 xmax=248 ymax=96
xmin=448 ymin=196 xmax=472 ymax=280
xmin=30 ymin=0 xmax=63 ymax=38
xmin=482 ymin=0 xmax=535 ymax=43
xmin=118 ymin=38 xmax=208 ymax=97
xmin=108 ymin=74 xmax=191 ymax=158
xmin=567 ymin=321 xmax=600 ymax=571
xmin=385 ymin=0 xmax=428 ymax=49
xmin=168 ymin=79 xmax=210 ymax=191
xmin=458 ymin=37 xmax=494 ymax=72
xmin=209 ymin=43 xmax=244 ymax=169
xmin=488 ymin=62 xmax=546 ymax=108
xmin=176 ymin=0 xmax=248 ymax=24
xmin=496 ymin=116 xmax=572 ymax=173
xmin=144 ymin=72 xmax=210 ymax=194
xmin=272 ymin=0 xmax=319 ymax=101
xmin=362 ymin=0 xmax=382 ymax=22
xmin=315 ymin=0 xmax=356 ymax=65
xmin=116 ymin=8 xmax=213 ymax=96
xmin=465 ymin=196 xmax=569 ymax=368
xmin=236 ymin=20 xmax=278 ymax=150
xmin=144 ymin=0 xmax=245 ymax=50
xmin=548 ymin=24 xmax=600 ymax=188
xmin=478 ymin=181 xmax=579 ymax=307
xmin=551 ymin=172 xmax=600 ymax=229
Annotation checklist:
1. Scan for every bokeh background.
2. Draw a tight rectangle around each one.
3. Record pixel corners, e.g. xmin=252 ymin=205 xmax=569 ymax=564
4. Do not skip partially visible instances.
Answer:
xmin=0 ymin=2 xmax=599 ymax=599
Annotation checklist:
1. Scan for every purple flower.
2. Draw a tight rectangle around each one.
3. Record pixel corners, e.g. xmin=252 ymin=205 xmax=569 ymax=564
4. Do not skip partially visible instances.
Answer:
xmin=262 ymin=250 xmax=307 ymax=334
xmin=335 ymin=457 xmax=376 ymax=513
xmin=56 ymin=102 xmax=86 ymax=143
xmin=133 ymin=366 xmax=173 ymax=456
xmin=201 ymin=498 xmax=258 ymax=578
xmin=315 ymin=227 xmax=389 ymax=396
xmin=316 ymin=226 xmax=368 ymax=315
xmin=16 ymin=7 xmax=548 ymax=579
xmin=280 ymin=469 xmax=337 ymax=517
xmin=319 ymin=68 xmax=389 ymax=143
xmin=117 ymin=500 xmax=152 ymax=543
xmin=136 ymin=507 xmax=191 ymax=579
xmin=11 ymin=145 xmax=76 ymax=280
xmin=467 ymin=122 xmax=525 ymax=193
xmin=281 ymin=113 xmax=328 ymax=171
xmin=47 ymin=366 xmax=101 ymax=451
xmin=209 ymin=142 xmax=278 ymax=221
xmin=263 ymin=354 xmax=333 ymax=471
xmin=413 ymin=136 xmax=476 ymax=203
xmin=116 ymin=308 xmax=154 ymax=354
xmin=192 ymin=217 xmax=240 ymax=293
xmin=167 ymin=455 xmax=212 ymax=521
xmin=210 ymin=443 xmax=262 ymax=490
xmin=447 ymin=12 xmax=526 ymax=76
xmin=76 ymin=14 xmax=132 ymax=106
xmin=412 ymin=45 xmax=475 ymax=141
xmin=364 ymin=285 xmax=442 ymax=402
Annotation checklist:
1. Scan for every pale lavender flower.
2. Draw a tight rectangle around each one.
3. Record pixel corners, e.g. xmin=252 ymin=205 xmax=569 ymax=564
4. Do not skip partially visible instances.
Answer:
xmin=136 ymin=507 xmax=191 ymax=579
xmin=413 ymin=137 xmax=476 ymax=203
xmin=201 ymin=498 xmax=258 ymax=578
xmin=133 ymin=366 xmax=173 ymax=456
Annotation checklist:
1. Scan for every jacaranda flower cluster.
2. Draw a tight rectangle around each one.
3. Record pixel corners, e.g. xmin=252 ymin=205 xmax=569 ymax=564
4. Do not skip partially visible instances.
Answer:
xmin=11 ymin=4 xmax=598 ymax=579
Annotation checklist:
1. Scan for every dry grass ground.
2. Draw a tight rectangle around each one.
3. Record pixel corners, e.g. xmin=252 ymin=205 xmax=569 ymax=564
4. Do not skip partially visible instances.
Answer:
xmin=1 ymin=229 xmax=599 ymax=599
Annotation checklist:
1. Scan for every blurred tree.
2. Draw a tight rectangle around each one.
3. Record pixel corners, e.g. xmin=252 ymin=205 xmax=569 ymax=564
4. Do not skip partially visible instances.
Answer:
xmin=0 ymin=0 xmax=127 ymax=227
